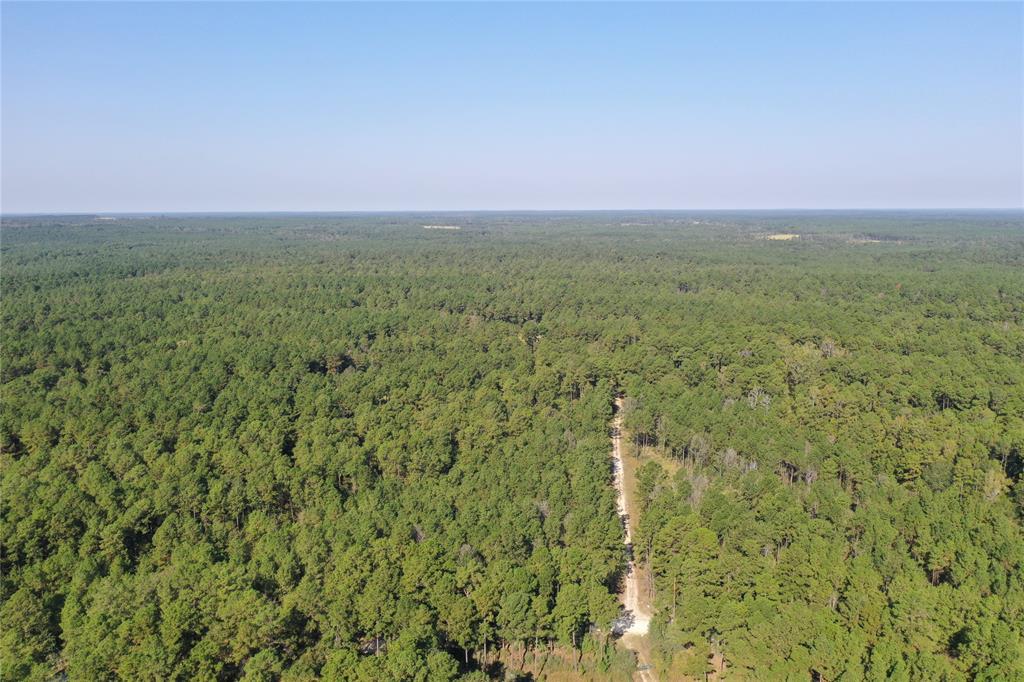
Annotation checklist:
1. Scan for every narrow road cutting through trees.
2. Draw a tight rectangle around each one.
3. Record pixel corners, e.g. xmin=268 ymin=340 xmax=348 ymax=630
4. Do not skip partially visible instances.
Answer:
xmin=610 ymin=397 xmax=655 ymax=681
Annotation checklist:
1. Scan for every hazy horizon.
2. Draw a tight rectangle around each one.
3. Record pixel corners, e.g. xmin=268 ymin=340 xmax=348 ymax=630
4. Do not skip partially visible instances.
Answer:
xmin=5 ymin=207 xmax=1024 ymax=218
xmin=3 ymin=2 xmax=1022 ymax=213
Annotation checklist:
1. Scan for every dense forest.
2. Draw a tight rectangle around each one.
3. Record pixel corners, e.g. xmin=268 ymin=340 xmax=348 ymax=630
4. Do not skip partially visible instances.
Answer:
xmin=2 ymin=211 xmax=1023 ymax=680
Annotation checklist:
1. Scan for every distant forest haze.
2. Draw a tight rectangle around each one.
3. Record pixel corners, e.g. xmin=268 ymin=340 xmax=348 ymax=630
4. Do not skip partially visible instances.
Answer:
xmin=2 ymin=212 xmax=1023 ymax=680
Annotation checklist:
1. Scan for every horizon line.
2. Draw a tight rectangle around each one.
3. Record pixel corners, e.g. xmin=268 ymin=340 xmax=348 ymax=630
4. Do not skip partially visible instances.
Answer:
xmin=4 ymin=207 xmax=1024 ymax=217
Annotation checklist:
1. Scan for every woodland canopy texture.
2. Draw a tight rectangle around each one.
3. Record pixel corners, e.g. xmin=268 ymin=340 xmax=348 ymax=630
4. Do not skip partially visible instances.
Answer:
xmin=2 ymin=212 xmax=1023 ymax=680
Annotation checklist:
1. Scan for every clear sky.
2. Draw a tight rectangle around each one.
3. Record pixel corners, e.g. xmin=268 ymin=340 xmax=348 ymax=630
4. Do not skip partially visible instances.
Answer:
xmin=2 ymin=1 xmax=1021 ymax=212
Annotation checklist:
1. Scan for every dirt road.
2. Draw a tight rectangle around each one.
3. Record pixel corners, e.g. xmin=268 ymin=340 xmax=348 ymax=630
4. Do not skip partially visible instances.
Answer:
xmin=611 ymin=397 xmax=656 ymax=681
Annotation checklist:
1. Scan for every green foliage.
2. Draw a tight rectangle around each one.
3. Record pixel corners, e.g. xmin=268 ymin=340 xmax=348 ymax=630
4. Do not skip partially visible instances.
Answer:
xmin=2 ymin=211 xmax=1022 ymax=679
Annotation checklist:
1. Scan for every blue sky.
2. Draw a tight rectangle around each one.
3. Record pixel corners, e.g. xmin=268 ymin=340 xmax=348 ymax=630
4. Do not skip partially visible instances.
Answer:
xmin=2 ymin=2 xmax=1021 ymax=211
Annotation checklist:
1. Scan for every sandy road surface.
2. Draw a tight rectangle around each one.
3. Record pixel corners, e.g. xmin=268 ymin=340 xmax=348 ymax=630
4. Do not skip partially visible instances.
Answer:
xmin=611 ymin=398 xmax=656 ymax=681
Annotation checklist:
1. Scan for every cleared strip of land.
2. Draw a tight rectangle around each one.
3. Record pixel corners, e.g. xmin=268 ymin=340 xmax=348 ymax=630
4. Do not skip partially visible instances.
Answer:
xmin=611 ymin=398 xmax=656 ymax=681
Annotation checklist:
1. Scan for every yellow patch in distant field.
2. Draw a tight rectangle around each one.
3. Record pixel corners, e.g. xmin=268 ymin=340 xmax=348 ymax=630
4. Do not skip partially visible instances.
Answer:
xmin=766 ymin=233 xmax=800 ymax=240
